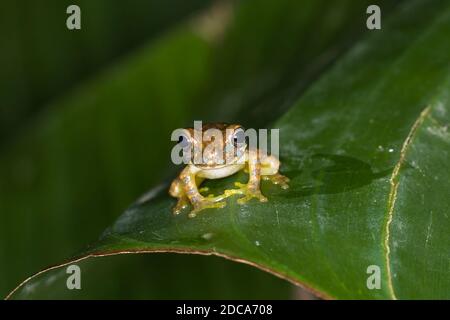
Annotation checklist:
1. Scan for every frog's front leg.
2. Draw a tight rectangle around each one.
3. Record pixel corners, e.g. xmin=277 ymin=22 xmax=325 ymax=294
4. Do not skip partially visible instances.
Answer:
xmin=179 ymin=165 xmax=227 ymax=218
xmin=224 ymin=149 xmax=268 ymax=204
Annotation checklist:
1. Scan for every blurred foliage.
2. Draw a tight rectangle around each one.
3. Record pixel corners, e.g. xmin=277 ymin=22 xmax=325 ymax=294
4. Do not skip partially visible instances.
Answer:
xmin=0 ymin=0 xmax=211 ymax=144
xmin=1 ymin=0 xmax=404 ymax=298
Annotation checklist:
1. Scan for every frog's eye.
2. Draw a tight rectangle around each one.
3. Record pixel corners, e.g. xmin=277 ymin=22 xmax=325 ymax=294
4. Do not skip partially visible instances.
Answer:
xmin=232 ymin=128 xmax=245 ymax=147
xmin=178 ymin=134 xmax=191 ymax=148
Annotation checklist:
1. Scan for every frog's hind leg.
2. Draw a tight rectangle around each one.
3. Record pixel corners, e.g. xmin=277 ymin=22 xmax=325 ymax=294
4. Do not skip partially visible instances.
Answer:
xmin=261 ymin=155 xmax=290 ymax=189
xmin=169 ymin=178 xmax=190 ymax=215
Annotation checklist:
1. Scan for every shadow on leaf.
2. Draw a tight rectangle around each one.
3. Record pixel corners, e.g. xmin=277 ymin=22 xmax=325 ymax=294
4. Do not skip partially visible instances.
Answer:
xmin=279 ymin=153 xmax=393 ymax=198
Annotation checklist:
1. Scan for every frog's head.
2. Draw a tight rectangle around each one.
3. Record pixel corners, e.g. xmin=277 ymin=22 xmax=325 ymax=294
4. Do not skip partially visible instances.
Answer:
xmin=178 ymin=123 xmax=247 ymax=169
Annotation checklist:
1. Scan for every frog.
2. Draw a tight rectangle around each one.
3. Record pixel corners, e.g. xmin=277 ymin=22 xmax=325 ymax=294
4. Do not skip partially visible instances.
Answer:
xmin=169 ymin=123 xmax=289 ymax=218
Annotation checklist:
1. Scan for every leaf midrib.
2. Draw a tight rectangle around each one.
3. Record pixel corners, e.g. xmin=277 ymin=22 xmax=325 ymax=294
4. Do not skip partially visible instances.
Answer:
xmin=379 ymin=3 xmax=450 ymax=299
xmin=383 ymin=105 xmax=432 ymax=300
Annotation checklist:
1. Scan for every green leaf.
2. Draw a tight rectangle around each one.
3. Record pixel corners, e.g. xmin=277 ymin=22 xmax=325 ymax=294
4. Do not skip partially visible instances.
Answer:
xmin=7 ymin=0 xmax=449 ymax=299
xmin=8 ymin=254 xmax=291 ymax=299
xmin=2 ymin=0 xmax=391 ymax=299
xmin=0 ymin=23 xmax=292 ymax=299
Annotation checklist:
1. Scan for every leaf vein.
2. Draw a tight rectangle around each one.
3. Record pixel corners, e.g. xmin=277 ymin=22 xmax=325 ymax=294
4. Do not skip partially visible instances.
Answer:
xmin=384 ymin=105 xmax=431 ymax=300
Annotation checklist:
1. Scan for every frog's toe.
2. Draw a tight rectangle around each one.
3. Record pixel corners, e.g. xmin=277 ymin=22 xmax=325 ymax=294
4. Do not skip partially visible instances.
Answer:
xmin=172 ymin=197 xmax=189 ymax=215
xmin=221 ymin=182 xmax=248 ymax=198
xmin=188 ymin=200 xmax=227 ymax=218
xmin=215 ymin=201 xmax=227 ymax=210
xmin=234 ymin=182 xmax=246 ymax=188
xmin=264 ymin=173 xmax=290 ymax=189
xmin=173 ymin=205 xmax=187 ymax=215
xmin=237 ymin=191 xmax=268 ymax=204
xmin=224 ymin=188 xmax=244 ymax=197
xmin=277 ymin=179 xmax=289 ymax=190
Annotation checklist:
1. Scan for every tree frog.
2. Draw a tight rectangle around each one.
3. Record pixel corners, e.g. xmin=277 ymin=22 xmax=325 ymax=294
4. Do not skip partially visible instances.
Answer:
xmin=169 ymin=123 xmax=289 ymax=218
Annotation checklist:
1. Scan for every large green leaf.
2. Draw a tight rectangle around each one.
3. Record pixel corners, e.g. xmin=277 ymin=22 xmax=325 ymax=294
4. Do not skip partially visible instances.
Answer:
xmin=2 ymin=0 xmax=390 ymax=299
xmin=7 ymin=0 xmax=449 ymax=299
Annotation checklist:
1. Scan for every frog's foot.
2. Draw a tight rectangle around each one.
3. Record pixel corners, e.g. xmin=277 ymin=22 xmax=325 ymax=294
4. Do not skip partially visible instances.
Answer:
xmin=224 ymin=182 xmax=268 ymax=204
xmin=188 ymin=199 xmax=227 ymax=218
xmin=262 ymin=173 xmax=290 ymax=189
xmin=199 ymin=187 xmax=209 ymax=194
xmin=199 ymin=187 xmax=227 ymax=201
xmin=172 ymin=196 xmax=189 ymax=215
xmin=204 ymin=192 xmax=232 ymax=202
